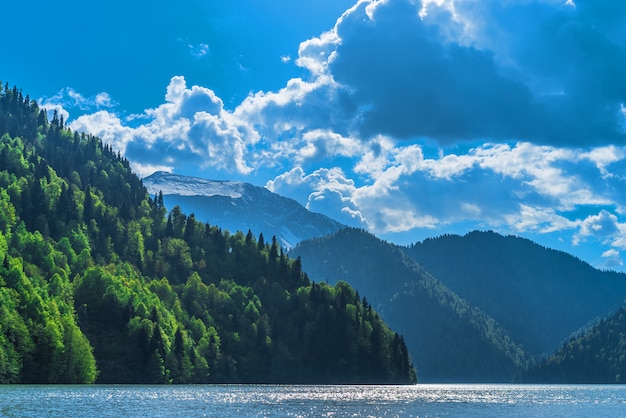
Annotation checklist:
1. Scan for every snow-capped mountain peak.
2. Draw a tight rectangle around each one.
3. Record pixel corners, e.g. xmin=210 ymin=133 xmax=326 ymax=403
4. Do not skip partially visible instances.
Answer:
xmin=144 ymin=171 xmax=245 ymax=198
xmin=143 ymin=171 xmax=345 ymax=248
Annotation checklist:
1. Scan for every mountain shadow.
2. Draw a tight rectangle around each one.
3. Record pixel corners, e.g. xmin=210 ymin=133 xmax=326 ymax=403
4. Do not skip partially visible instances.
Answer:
xmin=291 ymin=228 xmax=530 ymax=382
xmin=404 ymin=231 xmax=626 ymax=360
xmin=523 ymin=306 xmax=626 ymax=383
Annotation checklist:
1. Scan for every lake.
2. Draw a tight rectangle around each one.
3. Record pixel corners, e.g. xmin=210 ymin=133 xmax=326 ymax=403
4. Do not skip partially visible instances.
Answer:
xmin=1 ymin=384 xmax=625 ymax=417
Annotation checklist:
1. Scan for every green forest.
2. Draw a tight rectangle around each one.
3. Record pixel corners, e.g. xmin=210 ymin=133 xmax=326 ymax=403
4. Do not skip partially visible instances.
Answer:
xmin=0 ymin=83 xmax=416 ymax=384
xmin=292 ymin=228 xmax=530 ymax=382
xmin=523 ymin=306 xmax=626 ymax=384
xmin=292 ymin=227 xmax=626 ymax=383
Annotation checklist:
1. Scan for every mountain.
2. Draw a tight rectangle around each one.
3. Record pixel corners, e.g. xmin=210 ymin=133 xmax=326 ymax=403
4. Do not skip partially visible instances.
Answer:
xmin=291 ymin=228 xmax=530 ymax=382
xmin=404 ymin=231 xmax=626 ymax=359
xmin=0 ymin=83 xmax=415 ymax=385
xmin=523 ymin=306 xmax=626 ymax=383
xmin=143 ymin=171 xmax=344 ymax=249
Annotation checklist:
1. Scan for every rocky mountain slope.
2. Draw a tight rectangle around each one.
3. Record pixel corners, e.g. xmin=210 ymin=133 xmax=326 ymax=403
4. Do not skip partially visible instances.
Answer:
xmin=143 ymin=171 xmax=345 ymax=248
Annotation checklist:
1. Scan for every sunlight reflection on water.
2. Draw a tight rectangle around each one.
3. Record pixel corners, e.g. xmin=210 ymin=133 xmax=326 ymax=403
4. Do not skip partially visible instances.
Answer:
xmin=1 ymin=384 xmax=625 ymax=417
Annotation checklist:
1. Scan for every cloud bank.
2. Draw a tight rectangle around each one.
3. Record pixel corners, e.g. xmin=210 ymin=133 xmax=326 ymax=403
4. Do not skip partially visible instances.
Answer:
xmin=61 ymin=0 xmax=626 ymax=269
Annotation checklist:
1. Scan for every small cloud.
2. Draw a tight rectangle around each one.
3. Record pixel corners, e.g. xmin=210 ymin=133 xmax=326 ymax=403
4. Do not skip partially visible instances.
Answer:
xmin=581 ymin=210 xmax=620 ymax=237
xmin=95 ymin=92 xmax=116 ymax=108
xmin=281 ymin=55 xmax=291 ymax=63
xmin=602 ymin=248 xmax=620 ymax=258
xmin=39 ymin=87 xmax=118 ymax=121
xmin=600 ymin=248 xmax=623 ymax=270
xmin=188 ymin=43 xmax=210 ymax=58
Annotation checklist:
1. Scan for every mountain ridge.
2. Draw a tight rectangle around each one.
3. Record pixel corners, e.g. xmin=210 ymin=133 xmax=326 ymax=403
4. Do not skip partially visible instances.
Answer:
xmin=404 ymin=230 xmax=626 ymax=358
xmin=143 ymin=171 xmax=345 ymax=249
xmin=292 ymin=227 xmax=626 ymax=382
xmin=0 ymin=82 xmax=416 ymax=385
xmin=291 ymin=228 xmax=530 ymax=382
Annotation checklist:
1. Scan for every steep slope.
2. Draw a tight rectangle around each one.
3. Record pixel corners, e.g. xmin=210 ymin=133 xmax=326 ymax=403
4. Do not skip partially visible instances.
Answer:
xmin=143 ymin=171 xmax=344 ymax=248
xmin=0 ymin=83 xmax=416 ymax=384
xmin=404 ymin=231 xmax=626 ymax=358
xmin=523 ymin=307 xmax=626 ymax=383
xmin=291 ymin=228 xmax=530 ymax=382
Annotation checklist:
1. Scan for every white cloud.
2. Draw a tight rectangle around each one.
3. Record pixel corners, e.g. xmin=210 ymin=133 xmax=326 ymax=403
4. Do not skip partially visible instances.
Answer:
xmin=599 ymin=248 xmax=622 ymax=270
xmin=40 ymin=87 xmax=117 ymax=115
xmin=602 ymin=248 xmax=620 ymax=259
xmin=574 ymin=210 xmax=621 ymax=247
xmin=56 ymin=0 xmax=626 ymax=271
xmin=421 ymin=151 xmax=475 ymax=180
xmin=70 ymin=76 xmax=257 ymax=176
xmin=506 ymin=205 xmax=576 ymax=235
xmin=267 ymin=166 xmax=367 ymax=227
xmin=188 ymin=43 xmax=209 ymax=58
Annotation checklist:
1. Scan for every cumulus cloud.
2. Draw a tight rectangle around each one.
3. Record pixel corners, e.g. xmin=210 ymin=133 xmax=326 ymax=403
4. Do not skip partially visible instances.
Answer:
xmin=575 ymin=210 xmax=620 ymax=244
xmin=58 ymin=0 xmax=626 ymax=270
xmin=267 ymin=166 xmax=367 ymax=227
xmin=573 ymin=210 xmax=626 ymax=266
xmin=70 ymin=76 xmax=257 ymax=176
xmin=291 ymin=0 xmax=626 ymax=146
xmin=265 ymin=139 xmax=626 ymax=243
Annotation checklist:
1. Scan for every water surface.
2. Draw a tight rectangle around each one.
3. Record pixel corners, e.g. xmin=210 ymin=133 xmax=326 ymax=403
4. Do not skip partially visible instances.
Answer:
xmin=1 ymin=384 xmax=624 ymax=417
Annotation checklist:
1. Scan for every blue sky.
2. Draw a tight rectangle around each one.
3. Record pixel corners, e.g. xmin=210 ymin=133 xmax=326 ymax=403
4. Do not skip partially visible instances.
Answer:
xmin=3 ymin=0 xmax=626 ymax=271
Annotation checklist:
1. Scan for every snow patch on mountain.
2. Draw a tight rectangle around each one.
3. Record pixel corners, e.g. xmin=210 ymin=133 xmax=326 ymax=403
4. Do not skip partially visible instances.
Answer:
xmin=144 ymin=171 xmax=245 ymax=198
xmin=143 ymin=171 xmax=345 ymax=248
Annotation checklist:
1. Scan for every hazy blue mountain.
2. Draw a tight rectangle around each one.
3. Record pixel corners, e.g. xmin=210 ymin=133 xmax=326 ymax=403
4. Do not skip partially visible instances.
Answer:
xmin=404 ymin=231 xmax=626 ymax=359
xmin=291 ymin=228 xmax=530 ymax=382
xmin=144 ymin=171 xmax=345 ymax=248
xmin=523 ymin=306 xmax=626 ymax=383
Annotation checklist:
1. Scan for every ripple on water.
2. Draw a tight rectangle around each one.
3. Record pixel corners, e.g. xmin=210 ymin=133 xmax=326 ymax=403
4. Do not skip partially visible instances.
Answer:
xmin=1 ymin=384 xmax=625 ymax=417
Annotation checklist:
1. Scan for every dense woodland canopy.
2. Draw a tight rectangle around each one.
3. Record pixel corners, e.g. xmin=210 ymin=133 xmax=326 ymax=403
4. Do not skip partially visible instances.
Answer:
xmin=292 ymin=228 xmax=626 ymax=383
xmin=523 ymin=306 xmax=626 ymax=384
xmin=405 ymin=231 xmax=626 ymax=360
xmin=291 ymin=228 xmax=530 ymax=382
xmin=0 ymin=82 xmax=416 ymax=384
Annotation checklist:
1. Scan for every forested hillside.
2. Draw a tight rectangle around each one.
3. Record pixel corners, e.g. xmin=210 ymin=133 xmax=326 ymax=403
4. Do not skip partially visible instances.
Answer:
xmin=405 ymin=231 xmax=626 ymax=358
xmin=291 ymin=228 xmax=530 ymax=382
xmin=0 ymin=83 xmax=416 ymax=384
xmin=523 ymin=307 xmax=626 ymax=383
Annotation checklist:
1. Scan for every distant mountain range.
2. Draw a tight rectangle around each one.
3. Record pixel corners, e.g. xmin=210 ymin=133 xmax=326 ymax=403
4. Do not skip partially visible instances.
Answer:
xmin=291 ymin=229 xmax=529 ymax=382
xmin=144 ymin=171 xmax=626 ymax=383
xmin=291 ymin=229 xmax=626 ymax=382
xmin=143 ymin=171 xmax=345 ymax=248
xmin=404 ymin=231 xmax=626 ymax=358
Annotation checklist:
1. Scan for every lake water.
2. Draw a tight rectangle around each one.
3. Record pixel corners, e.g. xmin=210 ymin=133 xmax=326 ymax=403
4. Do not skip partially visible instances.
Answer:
xmin=1 ymin=384 xmax=625 ymax=417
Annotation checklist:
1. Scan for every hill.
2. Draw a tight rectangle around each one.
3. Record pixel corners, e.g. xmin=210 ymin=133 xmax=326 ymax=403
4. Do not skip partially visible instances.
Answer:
xmin=143 ymin=171 xmax=345 ymax=249
xmin=0 ymin=82 xmax=415 ymax=384
xmin=291 ymin=228 xmax=530 ymax=382
xmin=404 ymin=231 xmax=626 ymax=358
xmin=523 ymin=306 xmax=626 ymax=383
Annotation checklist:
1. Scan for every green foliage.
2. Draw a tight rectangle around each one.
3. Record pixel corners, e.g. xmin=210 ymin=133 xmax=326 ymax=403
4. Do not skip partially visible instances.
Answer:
xmin=0 ymin=83 xmax=415 ymax=384
xmin=523 ymin=307 xmax=626 ymax=383
xmin=291 ymin=228 xmax=529 ymax=382
xmin=405 ymin=231 xmax=626 ymax=360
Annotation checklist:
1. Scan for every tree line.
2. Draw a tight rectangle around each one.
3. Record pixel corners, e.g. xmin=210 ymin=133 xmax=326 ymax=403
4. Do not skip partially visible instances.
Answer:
xmin=0 ymin=82 xmax=416 ymax=384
